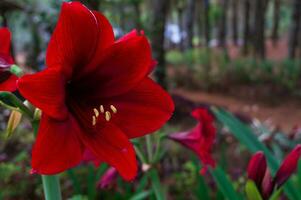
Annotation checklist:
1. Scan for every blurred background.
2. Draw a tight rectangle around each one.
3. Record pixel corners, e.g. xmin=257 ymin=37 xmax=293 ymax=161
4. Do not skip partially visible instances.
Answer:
xmin=1 ymin=0 xmax=301 ymax=199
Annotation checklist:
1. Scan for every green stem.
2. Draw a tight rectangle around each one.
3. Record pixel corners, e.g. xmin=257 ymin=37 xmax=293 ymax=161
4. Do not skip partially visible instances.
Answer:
xmin=145 ymin=135 xmax=153 ymax=163
xmin=42 ymin=175 xmax=62 ymax=200
xmin=134 ymin=145 xmax=147 ymax=164
xmin=33 ymin=118 xmax=62 ymax=200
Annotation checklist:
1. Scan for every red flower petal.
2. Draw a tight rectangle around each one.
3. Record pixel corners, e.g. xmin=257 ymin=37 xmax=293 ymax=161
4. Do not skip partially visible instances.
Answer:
xmin=247 ymin=151 xmax=267 ymax=189
xmin=31 ymin=114 xmax=83 ymax=175
xmin=0 ymin=74 xmax=17 ymax=91
xmin=17 ymin=68 xmax=68 ymax=120
xmin=102 ymin=78 xmax=174 ymax=138
xmin=75 ymin=11 xmax=115 ymax=79
xmin=274 ymin=144 xmax=301 ymax=187
xmin=0 ymin=28 xmax=11 ymax=55
xmin=46 ymin=2 xmax=99 ymax=78
xmin=261 ymin=168 xmax=274 ymax=199
xmin=169 ymin=108 xmax=216 ymax=172
xmin=77 ymin=31 xmax=152 ymax=98
xmin=78 ymin=123 xmax=137 ymax=181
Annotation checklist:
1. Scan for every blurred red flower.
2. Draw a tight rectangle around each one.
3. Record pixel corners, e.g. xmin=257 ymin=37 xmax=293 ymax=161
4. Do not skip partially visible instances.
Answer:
xmin=17 ymin=2 xmax=174 ymax=180
xmin=168 ymin=108 xmax=216 ymax=174
xmin=0 ymin=28 xmax=18 ymax=91
xmin=247 ymin=145 xmax=301 ymax=198
xmin=97 ymin=167 xmax=118 ymax=189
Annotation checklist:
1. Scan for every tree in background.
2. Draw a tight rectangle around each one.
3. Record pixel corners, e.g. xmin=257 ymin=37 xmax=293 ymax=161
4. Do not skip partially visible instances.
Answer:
xmin=203 ymin=0 xmax=211 ymax=48
xmin=183 ymin=0 xmax=196 ymax=50
xmin=253 ymin=0 xmax=267 ymax=60
xmin=79 ymin=0 xmax=101 ymax=10
xmin=131 ymin=0 xmax=142 ymax=31
xmin=271 ymin=0 xmax=281 ymax=46
xmin=217 ymin=0 xmax=228 ymax=48
xmin=151 ymin=0 xmax=170 ymax=89
xmin=231 ymin=0 xmax=238 ymax=46
xmin=288 ymin=0 xmax=301 ymax=59
xmin=196 ymin=0 xmax=203 ymax=47
xmin=242 ymin=0 xmax=250 ymax=55
xmin=176 ymin=0 xmax=185 ymax=51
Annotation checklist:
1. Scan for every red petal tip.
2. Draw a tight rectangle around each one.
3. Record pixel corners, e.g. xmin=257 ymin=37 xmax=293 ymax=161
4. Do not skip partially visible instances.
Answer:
xmin=247 ymin=151 xmax=267 ymax=188
xmin=274 ymin=144 xmax=301 ymax=187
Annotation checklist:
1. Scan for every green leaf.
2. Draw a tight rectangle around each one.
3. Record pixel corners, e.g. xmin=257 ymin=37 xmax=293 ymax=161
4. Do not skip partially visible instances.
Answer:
xmin=210 ymin=167 xmax=242 ymax=200
xmin=195 ymin=175 xmax=210 ymax=200
xmin=269 ymin=188 xmax=283 ymax=200
xmin=136 ymin=173 xmax=149 ymax=193
xmin=149 ymin=169 xmax=165 ymax=200
xmin=245 ymin=180 xmax=263 ymax=200
xmin=87 ymin=165 xmax=96 ymax=200
xmin=0 ymin=92 xmax=33 ymax=118
xmin=212 ymin=107 xmax=301 ymax=200
xmin=130 ymin=190 xmax=153 ymax=200
xmin=67 ymin=169 xmax=82 ymax=195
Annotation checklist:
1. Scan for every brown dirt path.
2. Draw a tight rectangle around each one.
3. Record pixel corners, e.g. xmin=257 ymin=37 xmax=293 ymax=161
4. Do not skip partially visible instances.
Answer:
xmin=172 ymin=88 xmax=301 ymax=132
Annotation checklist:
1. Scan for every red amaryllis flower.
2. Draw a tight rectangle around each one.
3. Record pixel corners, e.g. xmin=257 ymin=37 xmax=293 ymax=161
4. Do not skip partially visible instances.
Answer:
xmin=17 ymin=2 xmax=174 ymax=180
xmin=247 ymin=145 xmax=301 ymax=198
xmin=168 ymin=108 xmax=216 ymax=174
xmin=0 ymin=28 xmax=18 ymax=91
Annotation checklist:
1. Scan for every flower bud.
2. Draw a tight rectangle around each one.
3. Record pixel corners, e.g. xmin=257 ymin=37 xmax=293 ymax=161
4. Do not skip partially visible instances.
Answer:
xmin=247 ymin=151 xmax=267 ymax=188
xmin=6 ymin=110 xmax=22 ymax=137
xmin=274 ymin=145 xmax=301 ymax=188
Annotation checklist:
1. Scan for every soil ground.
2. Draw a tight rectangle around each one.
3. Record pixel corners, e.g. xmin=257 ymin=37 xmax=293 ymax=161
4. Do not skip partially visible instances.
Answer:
xmin=173 ymin=88 xmax=301 ymax=132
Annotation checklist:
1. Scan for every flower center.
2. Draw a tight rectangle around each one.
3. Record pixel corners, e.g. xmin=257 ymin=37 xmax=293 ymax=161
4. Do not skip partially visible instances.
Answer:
xmin=92 ymin=104 xmax=117 ymax=126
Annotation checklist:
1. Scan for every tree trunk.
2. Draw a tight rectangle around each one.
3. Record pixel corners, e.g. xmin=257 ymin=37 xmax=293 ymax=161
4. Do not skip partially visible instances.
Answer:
xmin=177 ymin=6 xmax=184 ymax=51
xmin=196 ymin=0 xmax=203 ymax=46
xmin=1 ymin=11 xmax=7 ymax=27
xmin=271 ymin=0 xmax=280 ymax=46
xmin=218 ymin=0 xmax=229 ymax=48
xmin=253 ymin=0 xmax=267 ymax=60
xmin=80 ymin=0 xmax=101 ymax=10
xmin=133 ymin=0 xmax=142 ymax=31
xmin=151 ymin=0 xmax=170 ymax=89
xmin=184 ymin=0 xmax=196 ymax=50
xmin=231 ymin=0 xmax=238 ymax=46
xmin=28 ymin=14 xmax=41 ymax=70
xmin=288 ymin=0 xmax=301 ymax=59
xmin=242 ymin=0 xmax=250 ymax=55
xmin=203 ymin=0 xmax=211 ymax=47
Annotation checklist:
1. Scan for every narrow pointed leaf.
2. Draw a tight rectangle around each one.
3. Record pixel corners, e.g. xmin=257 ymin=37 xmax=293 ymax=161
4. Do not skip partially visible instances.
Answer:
xmin=210 ymin=167 xmax=242 ymax=200
xmin=245 ymin=180 xmax=263 ymax=200
xmin=149 ymin=169 xmax=165 ymax=200
xmin=269 ymin=188 xmax=283 ymax=200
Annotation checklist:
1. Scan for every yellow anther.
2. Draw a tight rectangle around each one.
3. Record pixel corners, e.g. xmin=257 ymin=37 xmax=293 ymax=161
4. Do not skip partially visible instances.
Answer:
xmin=100 ymin=105 xmax=104 ymax=113
xmin=92 ymin=116 xmax=96 ymax=126
xmin=110 ymin=105 xmax=117 ymax=113
xmin=105 ymin=111 xmax=111 ymax=121
xmin=93 ymin=108 xmax=99 ymax=117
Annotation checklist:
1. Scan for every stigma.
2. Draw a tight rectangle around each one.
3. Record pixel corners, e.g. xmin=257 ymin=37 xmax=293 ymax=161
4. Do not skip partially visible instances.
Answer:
xmin=92 ymin=104 xmax=118 ymax=125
